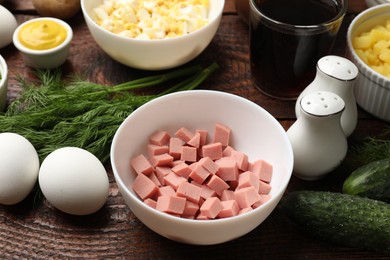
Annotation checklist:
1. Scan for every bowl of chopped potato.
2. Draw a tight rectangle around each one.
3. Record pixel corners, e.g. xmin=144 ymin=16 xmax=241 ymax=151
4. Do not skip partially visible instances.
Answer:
xmin=347 ymin=3 xmax=390 ymax=122
xmin=81 ymin=0 xmax=224 ymax=70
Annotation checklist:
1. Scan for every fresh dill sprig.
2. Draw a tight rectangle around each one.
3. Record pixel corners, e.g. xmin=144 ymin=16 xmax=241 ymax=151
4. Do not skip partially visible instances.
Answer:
xmin=0 ymin=62 xmax=219 ymax=164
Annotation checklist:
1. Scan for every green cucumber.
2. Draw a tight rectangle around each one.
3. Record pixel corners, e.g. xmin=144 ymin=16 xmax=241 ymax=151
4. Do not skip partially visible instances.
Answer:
xmin=279 ymin=191 xmax=390 ymax=255
xmin=343 ymin=158 xmax=390 ymax=202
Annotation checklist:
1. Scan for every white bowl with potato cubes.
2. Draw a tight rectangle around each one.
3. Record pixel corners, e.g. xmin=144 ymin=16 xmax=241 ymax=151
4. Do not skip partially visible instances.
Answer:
xmin=347 ymin=3 xmax=390 ymax=122
xmin=110 ymin=90 xmax=294 ymax=245
xmin=81 ymin=0 xmax=225 ymax=70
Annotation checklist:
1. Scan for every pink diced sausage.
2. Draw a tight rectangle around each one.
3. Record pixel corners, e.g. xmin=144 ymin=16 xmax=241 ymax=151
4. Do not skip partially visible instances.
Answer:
xmin=175 ymin=127 xmax=194 ymax=143
xmin=180 ymin=146 xmax=197 ymax=162
xmin=213 ymin=123 xmax=231 ymax=147
xmin=183 ymin=200 xmax=199 ymax=216
xmin=149 ymin=130 xmax=171 ymax=146
xmin=130 ymin=154 xmax=154 ymax=175
xmin=150 ymin=153 xmax=174 ymax=167
xmin=196 ymin=129 xmax=208 ymax=147
xmin=198 ymin=157 xmax=219 ymax=175
xmin=148 ymin=172 xmax=162 ymax=187
xmin=234 ymin=186 xmax=261 ymax=209
xmin=169 ymin=137 xmax=184 ymax=160
xmin=132 ymin=173 xmax=158 ymax=200
xmin=155 ymin=166 xmax=171 ymax=185
xmin=200 ymin=197 xmax=223 ymax=219
xmin=221 ymin=189 xmax=235 ymax=201
xmin=187 ymin=132 xmax=201 ymax=148
xmin=231 ymin=150 xmax=249 ymax=171
xmin=147 ymin=144 xmax=169 ymax=156
xmin=218 ymin=200 xmax=239 ymax=218
xmin=157 ymin=185 xmax=176 ymax=197
xmin=164 ymin=172 xmax=187 ymax=190
xmin=222 ymin=146 xmax=235 ymax=157
xmin=200 ymin=184 xmax=217 ymax=199
xmin=252 ymin=194 xmax=272 ymax=209
xmin=176 ymin=181 xmax=202 ymax=203
xmin=206 ymin=175 xmax=229 ymax=196
xmin=215 ymin=157 xmax=239 ymax=182
xmin=250 ymin=159 xmax=273 ymax=183
xmin=189 ymin=163 xmax=211 ymax=185
xmin=259 ymin=180 xmax=272 ymax=195
xmin=202 ymin=142 xmax=223 ymax=160
xmin=237 ymin=171 xmax=260 ymax=192
xmin=238 ymin=207 xmax=253 ymax=215
xmin=171 ymin=162 xmax=192 ymax=179
xmin=144 ymin=198 xmax=157 ymax=209
xmin=156 ymin=195 xmax=186 ymax=215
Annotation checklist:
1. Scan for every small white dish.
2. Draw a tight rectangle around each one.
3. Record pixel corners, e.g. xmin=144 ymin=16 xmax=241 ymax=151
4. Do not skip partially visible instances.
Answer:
xmin=0 ymin=54 xmax=8 ymax=111
xmin=13 ymin=17 xmax=73 ymax=69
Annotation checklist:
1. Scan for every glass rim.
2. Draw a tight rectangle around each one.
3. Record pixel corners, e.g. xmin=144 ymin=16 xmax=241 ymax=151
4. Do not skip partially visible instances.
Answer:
xmin=249 ymin=0 xmax=348 ymax=30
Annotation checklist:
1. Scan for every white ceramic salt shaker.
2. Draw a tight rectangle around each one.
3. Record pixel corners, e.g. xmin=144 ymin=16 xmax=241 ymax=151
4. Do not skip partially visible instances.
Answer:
xmin=287 ymin=91 xmax=348 ymax=180
xmin=295 ymin=55 xmax=359 ymax=137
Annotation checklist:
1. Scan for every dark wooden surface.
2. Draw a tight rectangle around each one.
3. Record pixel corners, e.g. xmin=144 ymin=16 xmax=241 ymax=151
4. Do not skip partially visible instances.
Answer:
xmin=0 ymin=0 xmax=389 ymax=258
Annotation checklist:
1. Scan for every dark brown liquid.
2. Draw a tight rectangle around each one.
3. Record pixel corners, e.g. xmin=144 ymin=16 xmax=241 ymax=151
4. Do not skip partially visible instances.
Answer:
xmin=250 ymin=0 xmax=343 ymax=100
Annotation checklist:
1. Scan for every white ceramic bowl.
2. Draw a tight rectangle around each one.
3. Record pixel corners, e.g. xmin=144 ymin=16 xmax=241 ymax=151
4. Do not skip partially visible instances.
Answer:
xmin=347 ymin=4 xmax=390 ymax=122
xmin=0 ymin=55 xmax=8 ymax=111
xmin=80 ymin=0 xmax=224 ymax=70
xmin=13 ymin=17 xmax=73 ymax=69
xmin=110 ymin=90 xmax=294 ymax=245
xmin=365 ymin=0 xmax=389 ymax=7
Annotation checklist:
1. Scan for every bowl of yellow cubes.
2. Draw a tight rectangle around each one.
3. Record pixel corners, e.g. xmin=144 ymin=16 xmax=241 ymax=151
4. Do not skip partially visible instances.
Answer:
xmin=81 ymin=0 xmax=224 ymax=70
xmin=347 ymin=3 xmax=390 ymax=122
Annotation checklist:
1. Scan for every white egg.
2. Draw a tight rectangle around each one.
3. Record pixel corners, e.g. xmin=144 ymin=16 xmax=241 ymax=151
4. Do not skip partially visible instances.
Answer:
xmin=0 ymin=133 xmax=40 ymax=205
xmin=0 ymin=5 xmax=18 ymax=49
xmin=39 ymin=147 xmax=109 ymax=215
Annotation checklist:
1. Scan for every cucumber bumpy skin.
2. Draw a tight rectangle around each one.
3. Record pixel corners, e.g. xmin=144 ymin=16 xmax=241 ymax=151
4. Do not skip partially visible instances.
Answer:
xmin=343 ymin=158 xmax=390 ymax=203
xmin=279 ymin=191 xmax=390 ymax=255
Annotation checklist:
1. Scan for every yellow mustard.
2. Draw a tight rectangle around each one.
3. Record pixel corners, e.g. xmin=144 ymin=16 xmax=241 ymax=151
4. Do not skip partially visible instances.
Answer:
xmin=18 ymin=20 xmax=67 ymax=50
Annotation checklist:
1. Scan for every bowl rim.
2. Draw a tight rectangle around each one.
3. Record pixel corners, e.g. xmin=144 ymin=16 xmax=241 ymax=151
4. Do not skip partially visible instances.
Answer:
xmin=80 ymin=0 xmax=225 ymax=43
xmin=110 ymin=89 xmax=294 ymax=225
xmin=347 ymin=3 xmax=390 ymax=90
xmin=12 ymin=17 xmax=73 ymax=55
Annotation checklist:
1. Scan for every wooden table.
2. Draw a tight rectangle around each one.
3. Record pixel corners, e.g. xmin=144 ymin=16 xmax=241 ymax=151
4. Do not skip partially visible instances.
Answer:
xmin=0 ymin=0 xmax=389 ymax=258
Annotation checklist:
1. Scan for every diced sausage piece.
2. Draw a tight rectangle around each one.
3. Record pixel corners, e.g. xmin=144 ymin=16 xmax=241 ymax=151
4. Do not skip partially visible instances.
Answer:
xmin=215 ymin=157 xmax=239 ymax=182
xmin=238 ymin=207 xmax=253 ymax=215
xmin=183 ymin=200 xmax=199 ymax=216
xmin=198 ymin=157 xmax=219 ymax=175
xmin=169 ymin=137 xmax=184 ymax=160
xmin=155 ymin=166 xmax=171 ymax=185
xmin=259 ymin=180 xmax=272 ymax=195
xmin=130 ymin=154 xmax=154 ymax=175
xmin=176 ymin=181 xmax=202 ymax=203
xmin=196 ymin=213 xmax=211 ymax=220
xmin=250 ymin=159 xmax=273 ymax=183
xmin=237 ymin=171 xmax=260 ymax=192
xmin=164 ymin=172 xmax=187 ymax=190
xmin=196 ymin=129 xmax=208 ymax=147
xmin=252 ymin=194 xmax=271 ymax=209
xmin=132 ymin=173 xmax=158 ymax=200
xmin=180 ymin=146 xmax=197 ymax=163
xmin=213 ymin=123 xmax=231 ymax=147
xmin=189 ymin=163 xmax=211 ymax=185
xmin=200 ymin=184 xmax=217 ymax=199
xmin=206 ymin=175 xmax=229 ymax=196
xmin=157 ymin=185 xmax=176 ymax=197
xmin=172 ymin=160 xmax=185 ymax=167
xmin=156 ymin=196 xmax=186 ymax=215
xmin=148 ymin=172 xmax=162 ymax=187
xmin=234 ymin=186 xmax=261 ymax=209
xmin=221 ymin=190 xmax=235 ymax=201
xmin=218 ymin=200 xmax=239 ymax=218
xmin=200 ymin=197 xmax=223 ymax=219
xmin=149 ymin=130 xmax=171 ymax=146
xmin=202 ymin=142 xmax=223 ymax=160
xmin=171 ymin=162 xmax=192 ymax=179
xmin=222 ymin=146 xmax=235 ymax=157
xmin=175 ymin=127 xmax=194 ymax=143
xmin=144 ymin=198 xmax=157 ymax=209
xmin=231 ymin=150 xmax=249 ymax=171
xmin=147 ymin=144 xmax=169 ymax=156
xmin=187 ymin=132 xmax=201 ymax=148
xmin=150 ymin=153 xmax=174 ymax=167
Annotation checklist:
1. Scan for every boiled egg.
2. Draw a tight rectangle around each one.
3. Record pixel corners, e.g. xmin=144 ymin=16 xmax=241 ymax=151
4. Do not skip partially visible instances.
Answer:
xmin=0 ymin=133 xmax=40 ymax=205
xmin=0 ymin=5 xmax=18 ymax=48
xmin=38 ymin=147 xmax=109 ymax=215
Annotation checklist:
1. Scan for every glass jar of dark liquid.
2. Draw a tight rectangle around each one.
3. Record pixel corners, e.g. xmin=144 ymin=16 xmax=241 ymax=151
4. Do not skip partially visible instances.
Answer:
xmin=249 ymin=0 xmax=347 ymax=100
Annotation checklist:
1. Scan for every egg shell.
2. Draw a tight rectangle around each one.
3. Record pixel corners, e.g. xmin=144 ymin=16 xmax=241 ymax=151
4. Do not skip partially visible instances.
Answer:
xmin=39 ymin=147 xmax=109 ymax=215
xmin=0 ymin=133 xmax=40 ymax=205
xmin=0 ymin=5 xmax=18 ymax=48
